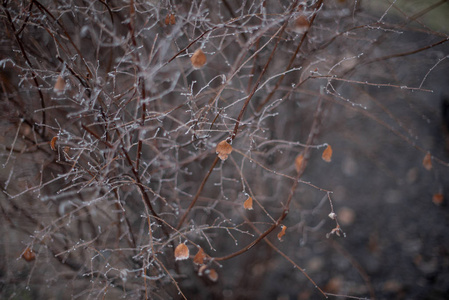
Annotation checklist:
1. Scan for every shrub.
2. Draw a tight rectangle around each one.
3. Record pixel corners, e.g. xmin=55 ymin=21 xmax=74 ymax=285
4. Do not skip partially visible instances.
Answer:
xmin=1 ymin=0 xmax=448 ymax=299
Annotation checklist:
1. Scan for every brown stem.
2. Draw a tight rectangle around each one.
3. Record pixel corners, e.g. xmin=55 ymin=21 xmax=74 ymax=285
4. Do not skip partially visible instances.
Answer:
xmin=176 ymin=156 xmax=220 ymax=230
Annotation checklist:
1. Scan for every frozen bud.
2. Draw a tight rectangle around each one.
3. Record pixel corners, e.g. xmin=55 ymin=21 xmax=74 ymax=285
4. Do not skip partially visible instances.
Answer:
xmin=328 ymin=212 xmax=337 ymax=220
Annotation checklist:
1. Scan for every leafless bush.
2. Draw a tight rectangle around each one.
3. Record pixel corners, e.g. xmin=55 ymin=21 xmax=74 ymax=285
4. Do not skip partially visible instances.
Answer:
xmin=1 ymin=0 xmax=449 ymax=299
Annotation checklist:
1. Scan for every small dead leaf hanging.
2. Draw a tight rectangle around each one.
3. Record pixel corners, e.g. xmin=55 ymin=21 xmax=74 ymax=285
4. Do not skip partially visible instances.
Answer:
xmin=423 ymin=152 xmax=432 ymax=171
xmin=216 ymin=140 xmax=232 ymax=161
xmin=277 ymin=225 xmax=287 ymax=241
xmin=50 ymin=136 xmax=58 ymax=151
xmin=206 ymin=269 xmax=218 ymax=282
xmin=174 ymin=243 xmax=189 ymax=261
xmin=295 ymin=153 xmax=305 ymax=173
xmin=322 ymin=145 xmax=333 ymax=162
xmin=54 ymin=75 xmax=66 ymax=93
xmin=22 ymin=247 xmax=35 ymax=262
xmin=191 ymin=49 xmax=207 ymax=69
xmin=243 ymin=196 xmax=253 ymax=210
xmin=193 ymin=247 xmax=206 ymax=265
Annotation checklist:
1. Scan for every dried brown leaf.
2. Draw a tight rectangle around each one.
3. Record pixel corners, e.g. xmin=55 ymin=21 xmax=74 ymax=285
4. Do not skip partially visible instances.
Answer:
xmin=193 ymin=247 xmax=205 ymax=265
xmin=243 ymin=196 xmax=253 ymax=210
xmin=174 ymin=243 xmax=189 ymax=261
xmin=295 ymin=153 xmax=305 ymax=172
xmin=22 ymin=247 xmax=35 ymax=262
xmin=322 ymin=145 xmax=332 ymax=162
xmin=423 ymin=152 xmax=432 ymax=171
xmin=50 ymin=136 xmax=58 ymax=151
xmin=207 ymin=269 xmax=218 ymax=282
xmin=191 ymin=49 xmax=207 ymax=69
xmin=216 ymin=140 xmax=232 ymax=161
xmin=54 ymin=75 xmax=65 ymax=93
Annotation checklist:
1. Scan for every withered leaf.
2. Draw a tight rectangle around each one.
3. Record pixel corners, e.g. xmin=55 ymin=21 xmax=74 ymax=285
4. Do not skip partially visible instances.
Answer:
xmin=174 ymin=243 xmax=189 ymax=261
xmin=191 ymin=49 xmax=207 ymax=69
xmin=243 ymin=196 xmax=253 ymax=210
xmin=207 ymin=268 xmax=218 ymax=282
xmin=22 ymin=247 xmax=35 ymax=262
xmin=193 ymin=247 xmax=206 ymax=265
xmin=54 ymin=75 xmax=65 ymax=93
xmin=295 ymin=153 xmax=305 ymax=173
xmin=50 ymin=136 xmax=58 ymax=151
xmin=322 ymin=145 xmax=332 ymax=162
xmin=216 ymin=140 xmax=232 ymax=161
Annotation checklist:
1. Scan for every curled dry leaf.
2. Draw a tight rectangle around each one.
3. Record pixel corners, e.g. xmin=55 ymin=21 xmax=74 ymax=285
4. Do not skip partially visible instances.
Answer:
xmin=423 ymin=152 xmax=432 ymax=171
xmin=54 ymin=75 xmax=66 ymax=93
xmin=216 ymin=140 xmax=232 ymax=161
xmin=206 ymin=269 xmax=218 ymax=282
xmin=243 ymin=196 xmax=253 ymax=210
xmin=50 ymin=136 xmax=58 ymax=151
xmin=174 ymin=243 xmax=189 ymax=261
xmin=22 ymin=247 xmax=35 ymax=262
xmin=193 ymin=247 xmax=206 ymax=265
xmin=322 ymin=145 xmax=333 ymax=162
xmin=191 ymin=48 xmax=207 ymax=69
xmin=277 ymin=225 xmax=287 ymax=241
xmin=432 ymin=193 xmax=444 ymax=205
xmin=295 ymin=153 xmax=305 ymax=173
